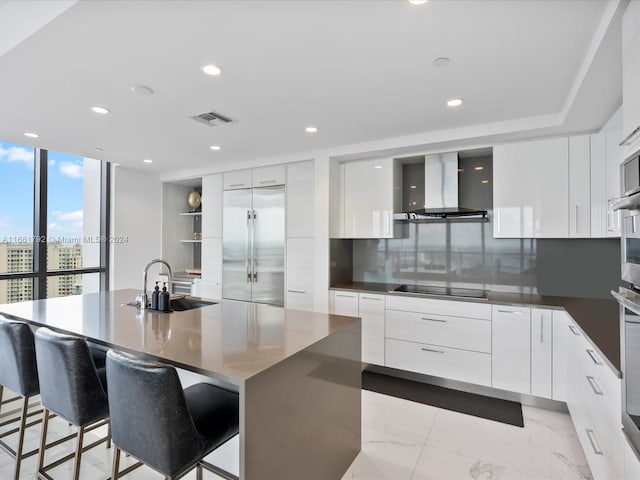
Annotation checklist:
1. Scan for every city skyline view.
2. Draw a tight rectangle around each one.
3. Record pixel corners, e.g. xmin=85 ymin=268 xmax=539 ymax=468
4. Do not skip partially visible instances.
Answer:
xmin=0 ymin=140 xmax=86 ymax=241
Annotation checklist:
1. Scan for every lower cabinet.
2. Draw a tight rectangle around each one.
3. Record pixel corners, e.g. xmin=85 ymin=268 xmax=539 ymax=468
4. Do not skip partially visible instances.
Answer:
xmin=385 ymin=338 xmax=491 ymax=386
xmin=566 ymin=319 xmax=623 ymax=479
xmin=332 ymin=290 xmax=385 ymax=365
xmin=552 ymin=310 xmax=573 ymax=401
xmin=492 ymin=305 xmax=531 ymax=394
xmin=358 ymin=293 xmax=385 ymax=366
xmin=201 ymin=237 xmax=222 ymax=300
xmin=385 ymin=295 xmax=492 ymax=387
xmin=285 ymin=238 xmax=315 ymax=311
xmin=531 ymin=308 xmax=553 ymax=398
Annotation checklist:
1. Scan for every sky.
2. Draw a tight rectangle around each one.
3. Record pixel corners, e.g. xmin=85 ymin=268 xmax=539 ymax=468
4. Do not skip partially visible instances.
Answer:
xmin=0 ymin=140 xmax=87 ymax=241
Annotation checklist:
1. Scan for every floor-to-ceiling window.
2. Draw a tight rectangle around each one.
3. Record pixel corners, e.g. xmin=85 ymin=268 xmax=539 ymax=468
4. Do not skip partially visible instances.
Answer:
xmin=0 ymin=141 xmax=110 ymax=303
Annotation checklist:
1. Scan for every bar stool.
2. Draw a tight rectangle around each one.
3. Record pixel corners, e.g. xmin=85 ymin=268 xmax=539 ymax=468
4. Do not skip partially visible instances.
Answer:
xmin=106 ymin=349 xmax=240 ymax=480
xmin=34 ymin=327 xmax=111 ymax=480
xmin=0 ymin=317 xmax=44 ymax=479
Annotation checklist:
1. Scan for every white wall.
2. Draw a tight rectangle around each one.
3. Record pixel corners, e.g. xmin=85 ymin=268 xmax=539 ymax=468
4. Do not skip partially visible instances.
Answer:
xmin=109 ymin=165 xmax=162 ymax=290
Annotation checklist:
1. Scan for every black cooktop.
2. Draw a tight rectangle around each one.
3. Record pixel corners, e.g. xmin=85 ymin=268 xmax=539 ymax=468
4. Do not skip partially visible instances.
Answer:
xmin=392 ymin=284 xmax=488 ymax=300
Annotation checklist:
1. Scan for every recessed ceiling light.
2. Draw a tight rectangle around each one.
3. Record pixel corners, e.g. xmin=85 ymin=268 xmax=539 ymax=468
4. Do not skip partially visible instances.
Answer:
xmin=92 ymin=147 xmax=103 ymax=152
xmin=474 ymin=166 xmax=484 ymax=171
xmin=374 ymin=165 xmax=383 ymax=169
xmin=143 ymin=159 xmax=153 ymax=164
xmin=202 ymin=64 xmax=222 ymax=76
xmin=447 ymin=98 xmax=463 ymax=107
xmin=410 ymin=185 xmax=417 ymax=189
xmin=210 ymin=145 xmax=221 ymax=151
xmin=130 ymin=84 xmax=154 ymax=95
xmin=409 ymin=0 xmax=428 ymax=4
xmin=305 ymin=126 xmax=318 ymax=133
xmin=458 ymin=168 xmax=464 ymax=172
xmin=91 ymin=106 xmax=110 ymax=114
xmin=433 ymin=57 xmax=450 ymax=67
xmin=24 ymin=132 xmax=39 ymax=138
xmin=481 ymin=180 xmax=489 ymax=184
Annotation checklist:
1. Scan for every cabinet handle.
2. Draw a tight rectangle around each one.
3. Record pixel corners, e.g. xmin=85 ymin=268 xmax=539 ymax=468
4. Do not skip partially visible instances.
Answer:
xmin=421 ymin=347 xmax=446 ymax=354
xmin=336 ymin=294 xmax=356 ymax=298
xmin=540 ymin=315 xmax=544 ymax=343
xmin=288 ymin=290 xmax=306 ymax=294
xmin=568 ymin=325 xmax=580 ymax=336
xmin=259 ymin=179 xmax=277 ymax=184
xmin=497 ymin=309 xmax=524 ymax=315
xmin=230 ymin=183 xmax=245 ymax=187
xmin=586 ymin=376 xmax=604 ymax=396
xmin=586 ymin=349 xmax=603 ymax=366
xmin=575 ymin=205 xmax=579 ymax=233
xmin=361 ymin=296 xmax=381 ymax=301
xmin=421 ymin=317 xmax=447 ymax=323
xmin=585 ymin=429 xmax=604 ymax=455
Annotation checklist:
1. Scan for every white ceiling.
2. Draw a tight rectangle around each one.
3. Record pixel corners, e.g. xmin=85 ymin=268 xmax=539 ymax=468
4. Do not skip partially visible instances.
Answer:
xmin=0 ymin=0 xmax=624 ymax=175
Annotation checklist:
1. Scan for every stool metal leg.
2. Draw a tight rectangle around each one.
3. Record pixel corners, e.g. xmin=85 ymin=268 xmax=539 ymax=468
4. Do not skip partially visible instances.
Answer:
xmin=72 ymin=425 xmax=85 ymax=480
xmin=111 ymin=446 xmax=121 ymax=480
xmin=196 ymin=464 xmax=203 ymax=480
xmin=13 ymin=396 xmax=29 ymax=480
xmin=37 ymin=408 xmax=50 ymax=476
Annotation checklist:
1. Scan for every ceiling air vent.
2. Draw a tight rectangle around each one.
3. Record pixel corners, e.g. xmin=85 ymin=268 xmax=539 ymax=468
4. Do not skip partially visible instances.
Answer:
xmin=191 ymin=110 xmax=233 ymax=127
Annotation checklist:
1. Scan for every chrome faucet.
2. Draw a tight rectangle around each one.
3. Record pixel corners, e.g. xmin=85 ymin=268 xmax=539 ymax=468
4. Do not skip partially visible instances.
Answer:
xmin=140 ymin=259 xmax=173 ymax=310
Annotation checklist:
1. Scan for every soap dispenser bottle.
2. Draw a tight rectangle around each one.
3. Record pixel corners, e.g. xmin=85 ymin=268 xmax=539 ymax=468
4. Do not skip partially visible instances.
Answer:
xmin=158 ymin=282 xmax=170 ymax=312
xmin=151 ymin=282 xmax=160 ymax=310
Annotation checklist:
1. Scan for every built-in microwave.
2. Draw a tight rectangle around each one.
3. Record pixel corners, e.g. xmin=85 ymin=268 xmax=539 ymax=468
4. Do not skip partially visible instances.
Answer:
xmin=622 ymin=212 xmax=640 ymax=287
xmin=623 ymin=151 xmax=640 ymax=198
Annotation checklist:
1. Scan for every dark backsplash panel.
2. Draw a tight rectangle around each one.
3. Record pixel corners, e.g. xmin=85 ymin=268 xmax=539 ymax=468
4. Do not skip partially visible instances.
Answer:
xmin=351 ymin=215 xmax=538 ymax=293
xmin=331 ymin=218 xmax=621 ymax=299
xmin=537 ymin=238 xmax=620 ymax=299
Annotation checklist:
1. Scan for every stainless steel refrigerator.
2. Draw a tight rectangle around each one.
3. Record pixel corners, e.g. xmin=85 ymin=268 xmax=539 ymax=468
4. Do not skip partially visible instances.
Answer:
xmin=222 ymin=186 xmax=285 ymax=306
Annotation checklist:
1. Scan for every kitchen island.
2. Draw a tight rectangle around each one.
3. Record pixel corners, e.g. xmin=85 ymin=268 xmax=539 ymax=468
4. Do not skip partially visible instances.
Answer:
xmin=0 ymin=289 xmax=362 ymax=480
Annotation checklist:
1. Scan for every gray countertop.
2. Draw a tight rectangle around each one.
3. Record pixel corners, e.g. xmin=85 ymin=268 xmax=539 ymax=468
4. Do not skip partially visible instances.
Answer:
xmin=331 ymin=281 xmax=620 ymax=376
xmin=0 ymin=289 xmax=359 ymax=386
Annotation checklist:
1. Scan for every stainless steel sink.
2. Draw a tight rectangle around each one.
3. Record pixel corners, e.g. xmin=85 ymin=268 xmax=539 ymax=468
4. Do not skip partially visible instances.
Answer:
xmin=169 ymin=297 xmax=217 ymax=311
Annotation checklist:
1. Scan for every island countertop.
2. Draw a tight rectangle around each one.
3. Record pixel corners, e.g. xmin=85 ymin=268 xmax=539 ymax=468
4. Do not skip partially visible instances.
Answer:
xmin=0 ymin=288 xmax=359 ymax=386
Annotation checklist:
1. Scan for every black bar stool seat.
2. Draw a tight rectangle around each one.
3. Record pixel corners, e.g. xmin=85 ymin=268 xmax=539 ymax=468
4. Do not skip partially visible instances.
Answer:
xmin=106 ymin=349 xmax=240 ymax=480
xmin=35 ymin=327 xmax=111 ymax=480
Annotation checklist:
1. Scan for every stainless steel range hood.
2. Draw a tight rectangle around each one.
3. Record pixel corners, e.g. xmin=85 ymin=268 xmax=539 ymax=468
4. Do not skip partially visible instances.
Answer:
xmin=396 ymin=152 xmax=489 ymax=221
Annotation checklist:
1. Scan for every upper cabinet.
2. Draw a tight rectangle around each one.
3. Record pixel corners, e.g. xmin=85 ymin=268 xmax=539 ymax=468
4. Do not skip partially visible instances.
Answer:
xmin=493 ymin=137 xmax=569 ymax=238
xmin=494 ymin=133 xmax=621 ymax=239
xmin=332 ymin=157 xmax=401 ymax=238
xmin=623 ymin=1 xmax=640 ymax=152
xmin=223 ymin=165 xmax=286 ymax=190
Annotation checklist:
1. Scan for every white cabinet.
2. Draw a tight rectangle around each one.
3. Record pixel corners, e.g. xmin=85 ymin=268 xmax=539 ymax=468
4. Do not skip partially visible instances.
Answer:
xmin=623 ymin=0 xmax=640 ymax=153
xmin=385 ymin=295 xmax=492 ymax=387
xmin=358 ymin=293 xmax=385 ymax=365
xmin=531 ymin=308 xmax=552 ymax=398
xmin=569 ymin=135 xmax=591 ymax=238
xmin=566 ymin=320 xmax=623 ymax=479
xmin=201 ymin=237 xmax=222 ymax=300
xmin=552 ymin=310 xmax=574 ymax=402
xmin=590 ymin=133 xmax=608 ymax=238
xmin=285 ymin=238 xmax=314 ymax=311
xmin=202 ymin=174 xmax=222 ymax=238
xmin=253 ymin=164 xmax=285 ymax=187
xmin=492 ymin=305 xmax=531 ymax=394
xmin=333 ymin=291 xmax=359 ymax=317
xmin=336 ymin=157 xmax=400 ymax=238
xmin=223 ymin=169 xmax=252 ymax=190
xmin=493 ymin=137 xmax=569 ymax=238
xmin=286 ymin=161 xmax=314 ymax=238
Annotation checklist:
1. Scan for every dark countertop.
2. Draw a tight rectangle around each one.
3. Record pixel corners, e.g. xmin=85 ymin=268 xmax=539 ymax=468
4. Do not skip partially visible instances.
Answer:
xmin=331 ymin=281 xmax=620 ymax=376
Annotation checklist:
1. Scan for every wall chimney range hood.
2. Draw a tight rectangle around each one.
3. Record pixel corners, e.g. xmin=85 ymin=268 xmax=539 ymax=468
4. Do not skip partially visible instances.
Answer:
xmin=396 ymin=151 xmax=490 ymax=221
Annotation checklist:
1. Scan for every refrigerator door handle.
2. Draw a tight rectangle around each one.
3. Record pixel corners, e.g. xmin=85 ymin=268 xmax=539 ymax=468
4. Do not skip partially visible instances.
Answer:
xmin=246 ymin=210 xmax=252 ymax=282
xmin=251 ymin=209 xmax=257 ymax=282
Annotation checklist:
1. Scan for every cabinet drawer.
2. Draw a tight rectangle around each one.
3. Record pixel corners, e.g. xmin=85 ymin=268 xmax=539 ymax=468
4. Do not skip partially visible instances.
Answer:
xmin=385 ymin=338 xmax=491 ymax=387
xmin=386 ymin=295 xmax=491 ymax=320
xmin=359 ymin=294 xmax=385 ymax=366
xmin=286 ymin=289 xmax=314 ymax=312
xmin=386 ymin=309 xmax=490 ymax=353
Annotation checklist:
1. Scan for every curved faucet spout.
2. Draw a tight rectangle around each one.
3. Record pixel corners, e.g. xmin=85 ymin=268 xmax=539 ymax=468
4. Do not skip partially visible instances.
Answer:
xmin=140 ymin=259 xmax=173 ymax=310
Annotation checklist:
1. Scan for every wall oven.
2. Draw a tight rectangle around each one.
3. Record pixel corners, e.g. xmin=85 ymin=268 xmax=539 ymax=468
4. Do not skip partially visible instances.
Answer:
xmin=615 ymin=148 xmax=640 ymax=457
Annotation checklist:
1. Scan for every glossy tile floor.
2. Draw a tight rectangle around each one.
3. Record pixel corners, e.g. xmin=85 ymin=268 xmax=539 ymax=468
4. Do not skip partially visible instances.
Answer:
xmin=0 ymin=390 xmax=591 ymax=479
